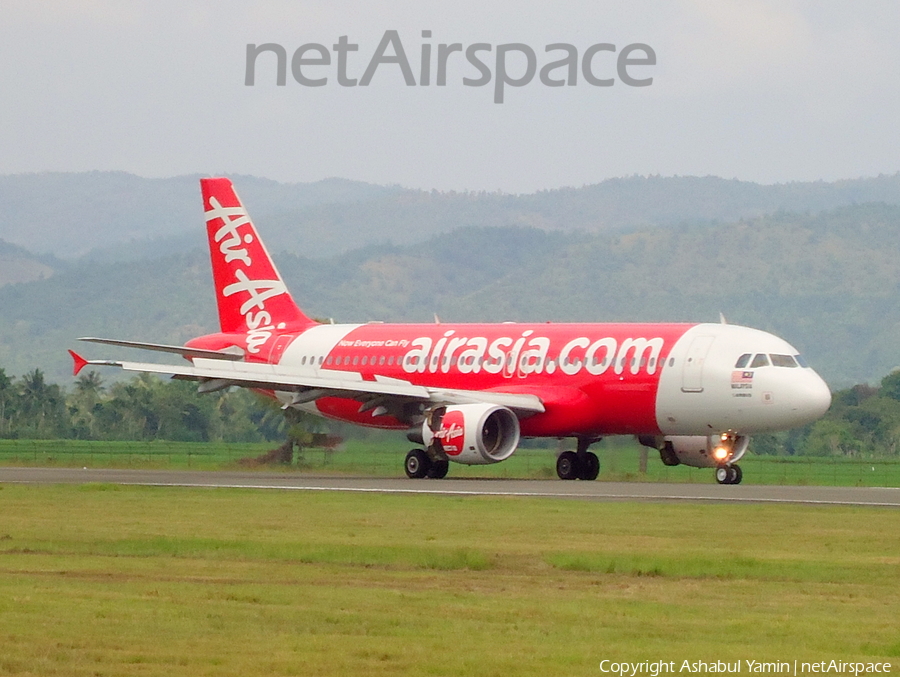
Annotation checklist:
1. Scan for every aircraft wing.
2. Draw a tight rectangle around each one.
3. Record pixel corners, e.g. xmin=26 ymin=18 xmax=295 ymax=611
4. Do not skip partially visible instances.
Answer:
xmin=69 ymin=352 xmax=545 ymax=416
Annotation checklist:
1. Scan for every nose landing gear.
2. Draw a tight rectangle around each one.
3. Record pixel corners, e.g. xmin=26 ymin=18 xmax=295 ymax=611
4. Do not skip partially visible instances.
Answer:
xmin=715 ymin=464 xmax=743 ymax=485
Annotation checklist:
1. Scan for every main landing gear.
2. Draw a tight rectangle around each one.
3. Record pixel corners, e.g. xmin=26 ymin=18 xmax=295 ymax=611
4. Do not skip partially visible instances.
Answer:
xmin=556 ymin=437 xmax=601 ymax=481
xmin=715 ymin=464 xmax=743 ymax=485
xmin=404 ymin=448 xmax=449 ymax=479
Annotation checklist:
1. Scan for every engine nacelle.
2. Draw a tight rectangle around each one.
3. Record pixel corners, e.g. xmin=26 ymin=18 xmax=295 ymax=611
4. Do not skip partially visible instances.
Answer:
xmin=660 ymin=434 xmax=750 ymax=469
xmin=422 ymin=404 xmax=520 ymax=465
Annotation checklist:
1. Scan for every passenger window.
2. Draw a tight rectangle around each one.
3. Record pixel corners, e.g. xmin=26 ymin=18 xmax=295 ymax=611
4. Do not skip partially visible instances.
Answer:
xmin=770 ymin=354 xmax=798 ymax=368
xmin=750 ymin=354 xmax=769 ymax=368
xmin=735 ymin=354 xmax=751 ymax=369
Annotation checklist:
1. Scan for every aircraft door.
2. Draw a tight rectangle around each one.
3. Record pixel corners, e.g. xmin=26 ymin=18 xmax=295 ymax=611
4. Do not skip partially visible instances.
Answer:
xmin=681 ymin=335 xmax=715 ymax=393
xmin=268 ymin=333 xmax=295 ymax=365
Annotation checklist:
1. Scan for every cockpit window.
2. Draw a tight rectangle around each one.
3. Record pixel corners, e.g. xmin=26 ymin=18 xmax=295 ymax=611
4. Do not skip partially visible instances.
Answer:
xmin=770 ymin=354 xmax=798 ymax=368
xmin=750 ymin=353 xmax=770 ymax=368
xmin=794 ymin=354 xmax=809 ymax=368
xmin=734 ymin=354 xmax=752 ymax=369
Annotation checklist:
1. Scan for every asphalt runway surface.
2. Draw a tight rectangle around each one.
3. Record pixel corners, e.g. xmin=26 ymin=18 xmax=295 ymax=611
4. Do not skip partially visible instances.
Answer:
xmin=2 ymin=467 xmax=899 ymax=507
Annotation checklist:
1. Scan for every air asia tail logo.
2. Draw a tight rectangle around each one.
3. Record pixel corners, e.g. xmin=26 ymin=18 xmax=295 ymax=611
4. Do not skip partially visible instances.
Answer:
xmin=205 ymin=196 xmax=288 ymax=353
xmin=435 ymin=410 xmax=465 ymax=455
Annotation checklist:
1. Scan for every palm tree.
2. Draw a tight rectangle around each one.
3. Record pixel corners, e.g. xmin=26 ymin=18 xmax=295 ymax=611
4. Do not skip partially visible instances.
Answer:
xmin=0 ymin=368 xmax=14 ymax=437
xmin=75 ymin=370 xmax=105 ymax=398
xmin=17 ymin=368 xmax=62 ymax=436
xmin=69 ymin=370 xmax=106 ymax=438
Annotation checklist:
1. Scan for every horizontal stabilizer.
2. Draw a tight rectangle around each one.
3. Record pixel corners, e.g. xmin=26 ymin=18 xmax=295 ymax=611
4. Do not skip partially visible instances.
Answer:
xmin=78 ymin=337 xmax=244 ymax=361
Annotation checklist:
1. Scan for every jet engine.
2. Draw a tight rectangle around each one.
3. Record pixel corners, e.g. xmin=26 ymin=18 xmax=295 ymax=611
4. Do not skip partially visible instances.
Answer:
xmin=422 ymin=403 xmax=520 ymax=465
xmin=657 ymin=433 xmax=750 ymax=469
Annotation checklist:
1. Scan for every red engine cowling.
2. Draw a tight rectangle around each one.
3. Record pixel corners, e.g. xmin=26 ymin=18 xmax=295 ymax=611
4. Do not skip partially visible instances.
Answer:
xmin=661 ymin=434 xmax=750 ymax=468
xmin=422 ymin=404 xmax=520 ymax=465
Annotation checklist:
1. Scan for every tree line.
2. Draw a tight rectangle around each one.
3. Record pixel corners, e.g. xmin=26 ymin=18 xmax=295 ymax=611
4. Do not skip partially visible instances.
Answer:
xmin=2 ymin=364 xmax=900 ymax=457
xmin=0 ymin=367 xmax=293 ymax=443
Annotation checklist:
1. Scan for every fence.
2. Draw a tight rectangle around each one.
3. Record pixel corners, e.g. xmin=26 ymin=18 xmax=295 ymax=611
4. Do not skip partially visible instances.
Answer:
xmin=1 ymin=439 xmax=898 ymax=486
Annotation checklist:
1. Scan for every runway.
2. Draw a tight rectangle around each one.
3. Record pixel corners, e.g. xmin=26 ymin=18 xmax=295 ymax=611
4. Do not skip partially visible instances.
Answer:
xmin=2 ymin=467 xmax=899 ymax=507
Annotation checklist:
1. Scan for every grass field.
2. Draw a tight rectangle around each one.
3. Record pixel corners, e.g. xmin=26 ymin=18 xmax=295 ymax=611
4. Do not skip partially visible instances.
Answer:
xmin=0 ymin=485 xmax=897 ymax=676
xmin=2 ymin=437 xmax=900 ymax=486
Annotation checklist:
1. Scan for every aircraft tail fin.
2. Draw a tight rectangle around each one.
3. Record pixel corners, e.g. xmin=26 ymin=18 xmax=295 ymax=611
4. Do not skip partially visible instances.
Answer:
xmin=200 ymin=178 xmax=316 ymax=335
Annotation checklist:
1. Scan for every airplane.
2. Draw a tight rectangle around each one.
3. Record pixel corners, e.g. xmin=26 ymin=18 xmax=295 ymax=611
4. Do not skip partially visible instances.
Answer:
xmin=69 ymin=177 xmax=832 ymax=484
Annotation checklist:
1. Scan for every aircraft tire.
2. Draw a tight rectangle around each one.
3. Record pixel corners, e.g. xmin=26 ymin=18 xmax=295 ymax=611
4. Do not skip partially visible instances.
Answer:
xmin=579 ymin=452 xmax=600 ymax=481
xmin=427 ymin=459 xmax=449 ymax=479
xmin=556 ymin=451 xmax=580 ymax=480
xmin=405 ymin=448 xmax=431 ymax=479
xmin=730 ymin=464 xmax=743 ymax=485
xmin=715 ymin=465 xmax=731 ymax=485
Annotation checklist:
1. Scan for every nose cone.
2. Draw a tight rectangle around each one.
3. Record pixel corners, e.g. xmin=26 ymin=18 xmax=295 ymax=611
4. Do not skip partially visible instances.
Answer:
xmin=795 ymin=370 xmax=832 ymax=424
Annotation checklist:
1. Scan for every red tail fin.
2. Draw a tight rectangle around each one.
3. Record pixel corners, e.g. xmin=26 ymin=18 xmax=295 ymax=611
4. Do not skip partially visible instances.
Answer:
xmin=200 ymin=178 xmax=316 ymax=339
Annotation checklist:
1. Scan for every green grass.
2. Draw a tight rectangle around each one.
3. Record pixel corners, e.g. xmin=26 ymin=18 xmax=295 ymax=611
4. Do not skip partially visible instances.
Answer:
xmin=3 ymin=437 xmax=900 ymax=486
xmin=0 ymin=485 xmax=897 ymax=676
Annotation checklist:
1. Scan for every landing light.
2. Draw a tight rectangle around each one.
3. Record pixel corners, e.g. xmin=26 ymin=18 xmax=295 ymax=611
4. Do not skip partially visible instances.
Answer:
xmin=713 ymin=447 xmax=729 ymax=462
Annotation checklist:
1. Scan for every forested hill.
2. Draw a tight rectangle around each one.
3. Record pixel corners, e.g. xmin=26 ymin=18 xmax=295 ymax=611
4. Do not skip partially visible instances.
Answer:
xmin=0 ymin=239 xmax=59 ymax=286
xmin=1 ymin=202 xmax=899 ymax=387
xmin=0 ymin=172 xmax=400 ymax=260
xmin=4 ymin=171 xmax=900 ymax=261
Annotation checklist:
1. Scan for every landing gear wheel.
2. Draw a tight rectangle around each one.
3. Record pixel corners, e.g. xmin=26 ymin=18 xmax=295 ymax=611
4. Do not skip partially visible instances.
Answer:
xmin=716 ymin=465 xmax=742 ymax=485
xmin=579 ymin=452 xmax=600 ymax=481
xmin=427 ymin=459 xmax=449 ymax=479
xmin=557 ymin=451 xmax=580 ymax=480
xmin=405 ymin=448 xmax=431 ymax=479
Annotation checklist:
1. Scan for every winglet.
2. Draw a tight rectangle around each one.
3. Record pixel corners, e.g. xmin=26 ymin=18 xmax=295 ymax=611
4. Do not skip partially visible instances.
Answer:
xmin=69 ymin=350 xmax=89 ymax=376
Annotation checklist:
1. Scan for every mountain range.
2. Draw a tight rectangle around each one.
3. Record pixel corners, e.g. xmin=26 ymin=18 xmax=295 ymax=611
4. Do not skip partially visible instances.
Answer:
xmin=1 ymin=171 xmax=899 ymax=387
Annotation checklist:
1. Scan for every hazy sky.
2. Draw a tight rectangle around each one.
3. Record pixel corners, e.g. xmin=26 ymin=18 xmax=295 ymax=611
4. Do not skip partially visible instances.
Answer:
xmin=2 ymin=1 xmax=899 ymax=192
